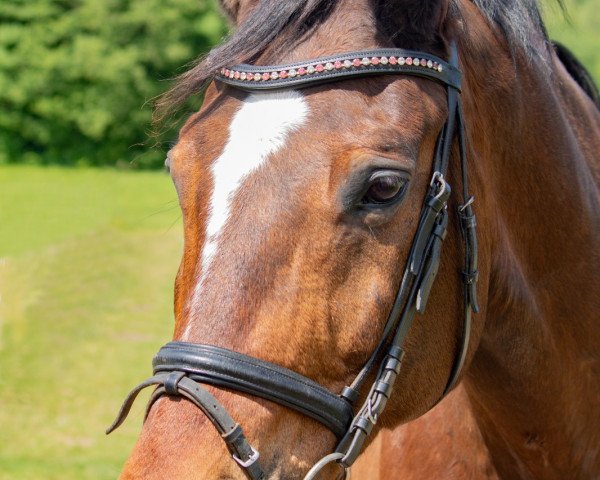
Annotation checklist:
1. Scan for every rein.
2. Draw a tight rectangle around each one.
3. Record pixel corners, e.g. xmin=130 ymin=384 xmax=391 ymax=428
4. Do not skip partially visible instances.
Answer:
xmin=107 ymin=43 xmax=479 ymax=480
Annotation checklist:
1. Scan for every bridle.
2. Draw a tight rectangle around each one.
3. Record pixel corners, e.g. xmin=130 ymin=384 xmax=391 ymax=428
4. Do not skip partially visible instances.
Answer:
xmin=107 ymin=43 xmax=479 ymax=480
xmin=108 ymin=42 xmax=479 ymax=480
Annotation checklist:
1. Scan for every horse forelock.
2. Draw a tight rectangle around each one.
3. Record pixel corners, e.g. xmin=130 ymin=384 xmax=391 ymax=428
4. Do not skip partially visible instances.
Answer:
xmin=154 ymin=0 xmax=561 ymax=124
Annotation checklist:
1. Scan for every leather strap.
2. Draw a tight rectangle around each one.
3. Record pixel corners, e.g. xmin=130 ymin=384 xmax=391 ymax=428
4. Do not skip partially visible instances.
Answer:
xmin=326 ymin=42 xmax=478 ymax=473
xmin=217 ymin=48 xmax=461 ymax=91
xmin=106 ymin=372 xmax=265 ymax=480
xmin=154 ymin=342 xmax=353 ymax=438
xmin=441 ymin=99 xmax=479 ymax=395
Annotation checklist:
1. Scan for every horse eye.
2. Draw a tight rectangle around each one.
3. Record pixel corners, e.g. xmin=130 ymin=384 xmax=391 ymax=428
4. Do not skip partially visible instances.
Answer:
xmin=362 ymin=172 xmax=408 ymax=205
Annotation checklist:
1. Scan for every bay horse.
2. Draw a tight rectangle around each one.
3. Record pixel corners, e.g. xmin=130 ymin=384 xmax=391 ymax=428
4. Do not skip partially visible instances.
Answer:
xmin=108 ymin=0 xmax=600 ymax=478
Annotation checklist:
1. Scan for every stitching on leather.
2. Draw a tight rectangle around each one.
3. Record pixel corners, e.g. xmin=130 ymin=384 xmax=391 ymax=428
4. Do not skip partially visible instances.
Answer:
xmin=154 ymin=369 xmax=348 ymax=434
xmin=154 ymin=344 xmax=352 ymax=433
xmin=185 ymin=372 xmax=348 ymax=434
xmin=161 ymin=356 xmax=344 ymax=409
xmin=158 ymin=344 xmax=342 ymax=403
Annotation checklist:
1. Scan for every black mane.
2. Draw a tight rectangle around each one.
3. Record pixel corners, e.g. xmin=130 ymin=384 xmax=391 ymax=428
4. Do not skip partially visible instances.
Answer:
xmin=553 ymin=41 xmax=600 ymax=109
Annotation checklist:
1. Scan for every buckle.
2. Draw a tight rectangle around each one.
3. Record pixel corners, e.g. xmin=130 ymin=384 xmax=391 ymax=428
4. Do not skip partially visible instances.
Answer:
xmin=232 ymin=446 xmax=260 ymax=468
xmin=430 ymin=171 xmax=444 ymax=187
xmin=430 ymin=171 xmax=450 ymax=202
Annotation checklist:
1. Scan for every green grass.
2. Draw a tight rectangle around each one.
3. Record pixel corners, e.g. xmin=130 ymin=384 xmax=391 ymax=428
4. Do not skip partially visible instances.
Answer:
xmin=544 ymin=0 xmax=600 ymax=82
xmin=0 ymin=166 xmax=182 ymax=479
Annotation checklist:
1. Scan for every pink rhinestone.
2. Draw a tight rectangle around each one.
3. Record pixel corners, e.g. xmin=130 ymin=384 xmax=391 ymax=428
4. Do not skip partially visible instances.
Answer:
xmin=298 ymin=67 xmax=307 ymax=75
xmin=334 ymin=60 xmax=343 ymax=69
xmin=406 ymin=57 xmax=413 ymax=65
xmin=262 ymin=72 xmax=270 ymax=81
xmin=234 ymin=71 xmax=240 ymax=79
xmin=224 ymin=69 xmax=230 ymax=77
xmin=422 ymin=59 xmax=428 ymax=67
xmin=315 ymin=64 xmax=325 ymax=72
xmin=352 ymin=58 xmax=361 ymax=67
xmin=389 ymin=56 xmax=398 ymax=65
xmin=279 ymin=70 xmax=288 ymax=79
xmin=371 ymin=57 xmax=380 ymax=65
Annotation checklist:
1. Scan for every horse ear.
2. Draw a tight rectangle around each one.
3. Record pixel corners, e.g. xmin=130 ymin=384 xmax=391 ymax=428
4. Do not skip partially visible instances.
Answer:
xmin=375 ymin=0 xmax=450 ymax=47
xmin=219 ymin=0 xmax=240 ymax=22
xmin=219 ymin=0 xmax=259 ymax=24
xmin=219 ymin=0 xmax=240 ymax=21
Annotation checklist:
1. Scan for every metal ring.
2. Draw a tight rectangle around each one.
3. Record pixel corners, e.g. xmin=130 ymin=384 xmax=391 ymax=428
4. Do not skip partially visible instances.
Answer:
xmin=304 ymin=453 xmax=345 ymax=480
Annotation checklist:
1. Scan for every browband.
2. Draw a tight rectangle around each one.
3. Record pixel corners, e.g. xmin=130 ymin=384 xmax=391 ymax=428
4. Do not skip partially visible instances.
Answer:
xmin=217 ymin=48 xmax=462 ymax=91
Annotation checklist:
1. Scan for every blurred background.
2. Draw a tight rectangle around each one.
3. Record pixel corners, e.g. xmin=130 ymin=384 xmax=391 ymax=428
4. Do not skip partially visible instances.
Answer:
xmin=0 ymin=0 xmax=597 ymax=478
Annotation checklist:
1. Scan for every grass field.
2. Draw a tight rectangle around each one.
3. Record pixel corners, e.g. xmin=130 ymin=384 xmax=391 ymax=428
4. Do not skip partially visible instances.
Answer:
xmin=0 ymin=166 xmax=182 ymax=479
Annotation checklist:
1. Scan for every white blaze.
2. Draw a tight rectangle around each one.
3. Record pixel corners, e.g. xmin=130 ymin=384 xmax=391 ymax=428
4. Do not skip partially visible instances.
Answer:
xmin=189 ymin=90 xmax=308 ymax=320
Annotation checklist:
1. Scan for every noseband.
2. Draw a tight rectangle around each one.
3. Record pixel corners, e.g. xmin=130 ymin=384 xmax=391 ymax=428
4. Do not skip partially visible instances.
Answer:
xmin=107 ymin=43 xmax=479 ymax=480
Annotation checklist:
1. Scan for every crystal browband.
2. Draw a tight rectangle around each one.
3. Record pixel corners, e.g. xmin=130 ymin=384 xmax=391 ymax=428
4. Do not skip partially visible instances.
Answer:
xmin=216 ymin=49 xmax=462 ymax=91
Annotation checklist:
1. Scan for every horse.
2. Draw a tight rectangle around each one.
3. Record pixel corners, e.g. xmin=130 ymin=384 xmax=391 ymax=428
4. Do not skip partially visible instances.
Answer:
xmin=107 ymin=0 xmax=600 ymax=478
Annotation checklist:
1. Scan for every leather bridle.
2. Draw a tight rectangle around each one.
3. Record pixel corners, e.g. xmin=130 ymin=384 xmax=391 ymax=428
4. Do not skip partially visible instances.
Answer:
xmin=107 ymin=43 xmax=479 ymax=480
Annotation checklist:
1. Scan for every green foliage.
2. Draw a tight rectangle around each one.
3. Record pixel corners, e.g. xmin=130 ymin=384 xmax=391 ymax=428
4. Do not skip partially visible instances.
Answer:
xmin=0 ymin=1 xmax=596 ymax=168
xmin=543 ymin=0 xmax=600 ymax=83
xmin=0 ymin=0 xmax=227 ymax=168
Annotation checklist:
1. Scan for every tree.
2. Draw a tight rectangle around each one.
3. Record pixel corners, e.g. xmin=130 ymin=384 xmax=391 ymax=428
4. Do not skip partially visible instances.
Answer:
xmin=0 ymin=0 xmax=226 ymax=168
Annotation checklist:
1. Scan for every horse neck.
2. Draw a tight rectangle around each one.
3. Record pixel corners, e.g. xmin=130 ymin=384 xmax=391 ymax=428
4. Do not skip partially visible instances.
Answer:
xmin=456 ymin=15 xmax=600 ymax=479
